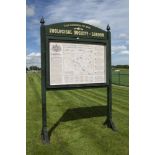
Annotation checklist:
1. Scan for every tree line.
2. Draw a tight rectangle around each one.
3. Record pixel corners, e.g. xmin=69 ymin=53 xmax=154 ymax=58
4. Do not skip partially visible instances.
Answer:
xmin=26 ymin=66 xmax=41 ymax=71
xmin=26 ymin=65 xmax=129 ymax=72
xmin=112 ymin=65 xmax=129 ymax=69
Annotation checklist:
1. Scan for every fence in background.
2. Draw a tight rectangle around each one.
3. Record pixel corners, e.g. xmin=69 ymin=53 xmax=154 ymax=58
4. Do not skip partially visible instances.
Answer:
xmin=27 ymin=70 xmax=129 ymax=87
xmin=112 ymin=72 xmax=129 ymax=86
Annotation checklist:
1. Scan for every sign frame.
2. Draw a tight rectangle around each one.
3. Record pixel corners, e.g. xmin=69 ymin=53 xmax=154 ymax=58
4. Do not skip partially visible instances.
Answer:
xmin=46 ymin=39 xmax=109 ymax=89
xmin=40 ymin=18 xmax=116 ymax=143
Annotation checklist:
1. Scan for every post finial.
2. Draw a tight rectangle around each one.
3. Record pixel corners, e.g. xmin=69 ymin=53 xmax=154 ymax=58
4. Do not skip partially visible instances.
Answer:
xmin=40 ymin=17 xmax=45 ymax=25
xmin=107 ymin=24 xmax=110 ymax=31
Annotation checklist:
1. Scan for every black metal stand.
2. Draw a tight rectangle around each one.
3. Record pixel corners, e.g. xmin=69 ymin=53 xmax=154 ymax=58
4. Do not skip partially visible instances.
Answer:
xmin=41 ymin=88 xmax=50 ymax=143
xmin=41 ymin=127 xmax=49 ymax=143
xmin=104 ymin=25 xmax=116 ymax=131
xmin=103 ymin=86 xmax=116 ymax=131
xmin=40 ymin=20 xmax=116 ymax=144
xmin=40 ymin=17 xmax=50 ymax=143
xmin=104 ymin=118 xmax=116 ymax=130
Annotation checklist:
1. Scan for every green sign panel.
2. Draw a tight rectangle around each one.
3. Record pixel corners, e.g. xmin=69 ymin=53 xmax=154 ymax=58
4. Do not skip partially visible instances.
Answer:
xmin=45 ymin=22 xmax=107 ymax=39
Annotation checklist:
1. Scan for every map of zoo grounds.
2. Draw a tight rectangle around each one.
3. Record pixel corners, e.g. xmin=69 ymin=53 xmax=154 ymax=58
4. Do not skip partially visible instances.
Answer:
xmin=49 ymin=42 xmax=106 ymax=85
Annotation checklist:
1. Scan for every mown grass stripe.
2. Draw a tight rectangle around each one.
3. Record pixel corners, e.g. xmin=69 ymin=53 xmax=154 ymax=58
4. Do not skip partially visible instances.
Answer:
xmin=26 ymin=74 xmax=42 ymax=155
xmin=46 ymin=91 xmax=128 ymax=155
xmin=71 ymin=89 xmax=128 ymax=112
xmin=27 ymin=74 xmax=75 ymax=155
xmin=64 ymin=89 xmax=128 ymax=116
xmin=27 ymin=73 xmax=129 ymax=155
xmin=46 ymin=92 xmax=111 ymax=154
xmin=85 ymin=87 xmax=129 ymax=100
xmin=77 ymin=89 xmax=129 ymax=110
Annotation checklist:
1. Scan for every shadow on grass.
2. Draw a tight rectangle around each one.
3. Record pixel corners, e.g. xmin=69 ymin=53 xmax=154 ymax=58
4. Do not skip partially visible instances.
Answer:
xmin=48 ymin=105 xmax=107 ymax=138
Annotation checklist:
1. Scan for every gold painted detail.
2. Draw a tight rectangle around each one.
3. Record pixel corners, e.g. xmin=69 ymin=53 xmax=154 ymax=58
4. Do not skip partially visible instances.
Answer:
xmin=49 ymin=28 xmax=72 ymax=34
xmin=92 ymin=32 xmax=104 ymax=37
xmin=64 ymin=24 xmax=91 ymax=29
xmin=49 ymin=28 xmax=104 ymax=37
xmin=74 ymin=30 xmax=88 ymax=36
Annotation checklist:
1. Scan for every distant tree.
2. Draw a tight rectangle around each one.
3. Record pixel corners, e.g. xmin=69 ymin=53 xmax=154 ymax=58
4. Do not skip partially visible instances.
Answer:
xmin=29 ymin=66 xmax=40 ymax=70
xmin=26 ymin=67 xmax=28 ymax=73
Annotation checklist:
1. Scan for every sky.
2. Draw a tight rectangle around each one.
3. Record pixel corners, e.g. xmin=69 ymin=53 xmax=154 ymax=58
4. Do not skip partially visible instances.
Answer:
xmin=26 ymin=0 xmax=129 ymax=67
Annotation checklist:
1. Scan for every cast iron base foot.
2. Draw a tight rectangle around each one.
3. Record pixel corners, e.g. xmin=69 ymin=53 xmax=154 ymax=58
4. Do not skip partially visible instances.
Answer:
xmin=41 ymin=127 xmax=50 ymax=144
xmin=104 ymin=118 xmax=117 ymax=131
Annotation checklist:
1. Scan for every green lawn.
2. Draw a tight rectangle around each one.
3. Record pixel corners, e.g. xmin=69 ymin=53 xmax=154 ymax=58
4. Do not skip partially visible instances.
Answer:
xmin=27 ymin=72 xmax=129 ymax=155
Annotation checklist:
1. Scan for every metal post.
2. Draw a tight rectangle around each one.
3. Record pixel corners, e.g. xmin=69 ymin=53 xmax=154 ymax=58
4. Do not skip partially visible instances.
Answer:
xmin=40 ymin=17 xmax=50 ymax=143
xmin=104 ymin=24 xmax=116 ymax=131
xmin=118 ymin=71 xmax=120 ymax=85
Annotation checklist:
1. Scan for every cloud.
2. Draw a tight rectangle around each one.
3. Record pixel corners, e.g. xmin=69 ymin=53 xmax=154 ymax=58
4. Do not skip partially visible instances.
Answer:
xmin=45 ymin=0 xmax=128 ymax=31
xmin=27 ymin=52 xmax=40 ymax=57
xmin=26 ymin=5 xmax=35 ymax=16
xmin=26 ymin=52 xmax=40 ymax=67
xmin=112 ymin=45 xmax=129 ymax=55
xmin=119 ymin=50 xmax=129 ymax=55
xmin=112 ymin=55 xmax=129 ymax=65
xmin=112 ymin=45 xmax=127 ymax=51
xmin=26 ymin=0 xmax=129 ymax=65
xmin=118 ymin=33 xmax=128 ymax=40
xmin=31 ymin=19 xmax=39 ymax=25
xmin=83 ymin=19 xmax=102 ymax=28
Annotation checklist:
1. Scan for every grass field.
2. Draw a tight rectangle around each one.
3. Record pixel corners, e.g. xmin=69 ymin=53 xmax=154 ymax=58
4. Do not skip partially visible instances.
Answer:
xmin=26 ymin=72 xmax=129 ymax=155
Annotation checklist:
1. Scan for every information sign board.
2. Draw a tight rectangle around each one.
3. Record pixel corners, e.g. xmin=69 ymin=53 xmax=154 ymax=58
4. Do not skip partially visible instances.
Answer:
xmin=49 ymin=42 xmax=106 ymax=86
xmin=40 ymin=18 xmax=115 ymax=143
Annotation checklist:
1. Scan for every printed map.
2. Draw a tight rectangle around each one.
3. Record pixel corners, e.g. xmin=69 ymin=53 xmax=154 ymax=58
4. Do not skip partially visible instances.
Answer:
xmin=49 ymin=42 xmax=106 ymax=85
